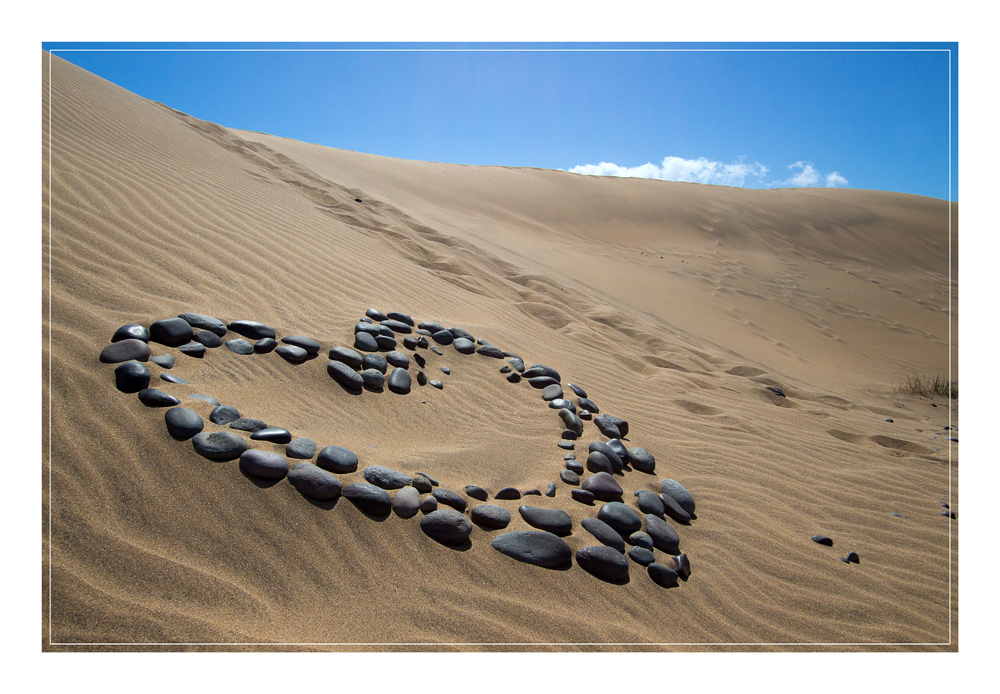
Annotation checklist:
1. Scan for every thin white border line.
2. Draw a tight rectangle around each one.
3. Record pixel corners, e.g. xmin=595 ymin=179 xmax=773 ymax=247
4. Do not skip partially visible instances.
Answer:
xmin=44 ymin=45 xmax=956 ymax=649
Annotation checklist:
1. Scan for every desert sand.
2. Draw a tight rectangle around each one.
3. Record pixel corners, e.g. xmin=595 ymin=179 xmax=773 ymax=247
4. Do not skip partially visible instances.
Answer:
xmin=42 ymin=50 xmax=958 ymax=651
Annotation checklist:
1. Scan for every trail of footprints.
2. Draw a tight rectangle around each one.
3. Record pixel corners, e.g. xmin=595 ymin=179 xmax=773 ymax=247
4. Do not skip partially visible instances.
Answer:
xmin=100 ymin=310 xmax=703 ymax=587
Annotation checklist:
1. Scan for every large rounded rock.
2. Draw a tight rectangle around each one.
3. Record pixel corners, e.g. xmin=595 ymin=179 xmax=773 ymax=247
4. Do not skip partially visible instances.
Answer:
xmin=179 ymin=342 xmax=206 ymax=358
xmin=477 ymin=345 xmax=504 ymax=358
xmin=659 ymin=479 xmax=696 ymax=515
xmin=150 ymin=354 xmax=174 ymax=369
xmin=239 ymin=449 xmax=289 ymax=480
xmin=597 ymin=501 xmax=642 ymax=536
xmin=355 ymin=322 xmax=381 ymax=336
xmin=576 ymin=545 xmax=629 ymax=583
xmin=387 ymin=367 xmax=411 ymax=394
xmin=418 ymin=320 xmax=446 ymax=333
xmin=571 ymin=489 xmax=596 ymax=504
xmin=250 ymin=428 xmax=293 ymax=444
xmin=586 ymin=451 xmax=614 ymax=475
xmin=581 ymin=517 xmax=626 ymax=552
xmin=191 ymin=330 xmax=223 ymax=349
xmin=506 ymin=356 xmax=525 ymax=373
xmin=375 ymin=335 xmax=397 ymax=351
xmin=628 ymin=447 xmax=656 ymax=473
xmin=494 ymin=487 xmax=521 ymax=500
xmin=287 ymin=462 xmax=342 ymax=501
xmin=164 ymin=407 xmax=204 ymax=440
xmin=149 ymin=318 xmax=194 ymax=347
xmin=191 ymin=431 xmax=248 ymax=461
xmin=432 ymin=488 xmax=468 ymax=512
xmin=286 ymin=437 xmax=317 ymax=459
xmin=645 ymin=514 xmax=681 ymax=554
xmin=419 ymin=495 xmax=438 ymax=514
xmin=359 ymin=369 xmax=385 ymax=390
xmin=381 ymin=319 xmax=412 ymax=334
xmin=137 ymin=388 xmax=181 ymax=408
xmin=229 ymin=418 xmax=267 ymax=432
xmin=253 ymin=338 xmax=278 ymax=354
xmin=317 ymin=445 xmax=359 ymax=474
xmin=565 ymin=459 xmax=584 ymax=474
xmin=392 ymin=486 xmax=420 ymax=518
xmin=420 ymin=509 xmax=473 ymax=544
xmin=453 ymin=337 xmax=476 ymax=354
xmin=559 ymin=408 xmax=584 ymax=436
xmin=628 ymin=546 xmax=656 ymax=566
xmin=518 ymin=505 xmax=572 ymax=536
xmin=275 ymin=345 xmax=309 ymax=363
xmin=363 ymin=465 xmax=413 ymax=490
xmin=581 ymin=471 xmax=623 ymax=501
xmin=178 ymin=313 xmax=227 ymax=337
xmin=385 ymin=311 xmax=413 ymax=326
xmin=328 ymin=360 xmax=364 ymax=390
xmin=431 ymin=329 xmax=454 ymax=345
xmin=343 ymin=482 xmax=392 ymax=516
xmin=648 ymin=563 xmax=680 ymax=588
xmin=522 ymin=365 xmax=560 ymax=381
xmin=606 ymin=439 xmax=630 ymax=463
xmin=588 ymin=441 xmax=624 ymax=473
xmin=365 ymin=308 xmax=388 ymax=322
xmin=225 ymin=339 xmax=255 ymax=355
xmin=471 ymin=505 xmax=511 ymax=530
xmin=111 ymin=324 xmax=150 ymax=343
xmin=560 ymin=469 xmax=580 ymax=485
xmin=491 ymin=531 xmax=572 ymax=569
xmin=282 ymin=335 xmax=320 ymax=355
xmin=634 ymin=490 xmax=665 ymax=517
xmin=386 ymin=351 xmax=410 ymax=369
xmin=577 ymin=397 xmax=599 ymax=413
xmin=527 ymin=376 xmax=559 ymax=389
xmin=354 ymin=332 xmax=379 ymax=352
xmin=659 ymin=493 xmax=692 ymax=524
xmin=362 ymin=353 xmax=388 ymax=373
xmin=100 ymin=338 xmax=150 ymax=363
xmin=541 ymin=384 xmax=564 ymax=402
xmin=114 ymin=361 xmax=150 ymax=393
xmin=465 ymin=485 xmax=489 ymax=501
xmin=227 ymin=320 xmax=275 ymax=340
xmin=448 ymin=327 xmax=475 ymax=342
xmin=549 ymin=399 xmax=575 ymax=412
xmin=594 ymin=414 xmax=629 ymax=439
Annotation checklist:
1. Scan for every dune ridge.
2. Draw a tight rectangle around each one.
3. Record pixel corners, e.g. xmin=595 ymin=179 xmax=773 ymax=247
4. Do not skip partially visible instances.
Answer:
xmin=43 ymin=50 xmax=957 ymax=650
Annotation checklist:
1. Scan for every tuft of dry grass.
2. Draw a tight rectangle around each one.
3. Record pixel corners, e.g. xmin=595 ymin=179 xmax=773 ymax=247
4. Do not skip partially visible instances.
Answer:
xmin=898 ymin=375 xmax=957 ymax=400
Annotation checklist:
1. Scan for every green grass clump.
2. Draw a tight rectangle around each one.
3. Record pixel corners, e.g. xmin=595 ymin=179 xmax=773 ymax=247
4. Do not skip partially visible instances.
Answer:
xmin=898 ymin=375 xmax=957 ymax=400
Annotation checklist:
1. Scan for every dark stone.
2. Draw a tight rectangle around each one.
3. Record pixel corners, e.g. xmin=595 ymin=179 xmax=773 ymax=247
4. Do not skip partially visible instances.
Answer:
xmin=179 ymin=342 xmax=206 ymax=358
xmin=420 ymin=509 xmax=472 ymax=544
xmin=519 ymin=505 xmax=572 ymax=536
xmin=635 ymin=490 xmax=665 ymax=517
xmin=114 ymin=361 xmax=150 ymax=393
xmin=363 ymin=465 xmax=412 ymax=490
xmin=229 ymin=418 xmax=268 ymax=433
xmin=588 ymin=442 xmax=624 ymax=472
xmin=765 ymin=385 xmax=786 ymax=397
xmin=253 ymin=337 xmax=277 ymax=354
xmin=448 ymin=327 xmax=475 ymax=342
xmin=566 ymin=383 xmax=587 ymax=398
xmin=440 ymin=366 xmax=450 ymax=375
xmin=381 ymin=319 xmax=412 ymax=334
xmin=453 ymin=337 xmax=476 ymax=354
xmin=606 ymin=439 xmax=629 ymax=463
xmin=559 ymin=408 xmax=584 ymax=436
xmin=356 ymin=322 xmax=381 ymax=336
xmin=362 ymin=353 xmax=388 ymax=373
xmin=598 ymin=502 xmax=642 ymax=536
xmin=209 ymin=405 xmax=241 ymax=425
xmin=354 ymin=332 xmax=379 ymax=352
xmin=375 ymin=335 xmax=397 ymax=350
xmin=494 ymin=487 xmax=521 ymax=500
xmin=387 ymin=367 xmax=412 ymax=394
xmin=432 ymin=488 xmax=468 ymax=512
xmin=579 ymin=409 xmax=592 ymax=420
xmin=571 ymin=489 xmax=596 ymax=505
xmin=342 ymin=482 xmax=392 ymax=516
xmin=287 ymin=437 xmax=317 ymax=459
xmin=411 ymin=475 xmax=433 ymax=493
xmin=506 ymin=357 xmax=525 ymax=373
xmin=557 ymin=441 xmax=575 ymax=450
xmin=528 ymin=376 xmax=560 ymax=389
xmin=542 ymin=384 xmax=564 ymax=401
xmin=506 ymin=372 xmax=521 ymax=383
xmin=471 ymin=504 xmax=511 ymax=530
xmin=238 ymin=449 xmax=288 ymax=480
xmin=190 ymin=394 xmax=220 ymax=407
xmin=576 ymin=545 xmax=629 ymax=583
xmin=190 ymin=330 xmax=223 ymax=348
xmin=629 ymin=531 xmax=654 ymax=549
xmin=548 ymin=399 xmax=575 ymax=412
xmin=418 ymin=320 xmax=446 ymax=333
xmin=645 ymin=514 xmax=681 ymax=554
xmin=316 ymin=445 xmax=359 ymax=474
xmin=565 ymin=460 xmax=584 ymax=474
xmin=660 ymin=479 xmax=696 ymax=515
xmin=403 ymin=336 xmax=418 ymax=350
xmin=227 ymin=320 xmax=275 ymax=340
xmin=840 ymin=551 xmax=861 ymax=564
xmin=648 ymin=563 xmax=680 ymax=588
xmin=419 ymin=496 xmax=438 ymax=514
xmin=365 ymin=308 xmax=388 ymax=322
xmin=560 ymin=469 xmax=580 ymax=485
xmin=546 ymin=483 xmax=556 ymax=497
xmin=416 ymin=471 xmax=439 ymax=486
xmin=674 ymin=553 xmax=692 ymax=579
xmin=561 ymin=429 xmax=578 ymax=441
xmin=413 ymin=353 xmax=426 ymax=369
xmin=164 ymin=407 xmax=204 ymax=440
xmin=328 ymin=360 xmax=364 ymax=390
xmin=465 ymin=485 xmax=489 ymax=501
xmin=386 ymin=311 xmax=414 ymax=326
xmin=628 ymin=547 xmax=656 ymax=566
xmin=361 ymin=369 xmax=385 ymax=390
xmin=522 ymin=365 xmax=560 ymax=382
xmin=628 ymin=447 xmax=656 ymax=473
xmin=429 ymin=380 xmax=443 ymax=389
xmin=250 ymin=428 xmax=293 ymax=444
xmin=430 ymin=345 xmax=443 ymax=356
xmin=581 ymin=517 xmax=625 ymax=552
xmin=159 ymin=373 xmax=188 ymax=384
xmin=111 ymin=324 xmax=149 ymax=343
xmin=432 ymin=329 xmax=454 ymax=345
xmin=149 ymin=318 xmax=194 ymax=347
xmin=191 ymin=431 xmax=247 ymax=461
xmin=500 ymin=365 xmax=511 ymax=374
xmin=578 ymin=397 xmax=599 ymax=414
xmin=150 ymin=354 xmax=174 ymax=369
xmin=393 ymin=486 xmax=420 ymax=518
xmin=226 ymin=339 xmax=254 ymax=355
xmin=477 ymin=345 xmax=505 ymax=358
xmin=136 ymin=388 xmax=180 ymax=407
xmin=594 ymin=414 xmax=629 ymax=439
xmin=281 ymin=335 xmax=320 ymax=353
xmin=586 ymin=451 xmax=614 ymax=475
xmin=275 ymin=344 xmax=308 ymax=363
xmin=178 ymin=313 xmax=227 ymax=337
xmin=288 ymin=462 xmax=342 ymax=501
xmin=491 ymin=531 xmax=572 ymax=569
xmin=659 ymin=494 xmax=692 ymax=524
xmin=100 ymin=338 xmax=150 ymax=363
xmin=524 ymin=489 xmax=542 ymax=496
xmin=811 ymin=535 xmax=834 ymax=546
xmin=386 ymin=351 xmax=410 ymax=369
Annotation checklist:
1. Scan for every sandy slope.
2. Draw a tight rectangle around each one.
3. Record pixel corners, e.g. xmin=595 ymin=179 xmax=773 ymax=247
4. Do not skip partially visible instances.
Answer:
xmin=42 ymin=51 xmax=958 ymax=650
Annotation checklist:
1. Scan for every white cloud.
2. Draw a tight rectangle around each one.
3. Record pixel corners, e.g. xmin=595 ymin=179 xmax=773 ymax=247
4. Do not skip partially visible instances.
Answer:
xmin=567 ymin=156 xmax=848 ymax=189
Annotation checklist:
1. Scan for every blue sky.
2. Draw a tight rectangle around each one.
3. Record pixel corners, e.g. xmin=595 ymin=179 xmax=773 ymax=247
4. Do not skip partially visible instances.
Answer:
xmin=45 ymin=43 xmax=957 ymax=200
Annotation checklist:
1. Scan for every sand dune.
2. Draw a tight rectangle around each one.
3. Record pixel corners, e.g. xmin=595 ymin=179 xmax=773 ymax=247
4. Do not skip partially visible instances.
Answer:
xmin=42 ymin=50 xmax=957 ymax=650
